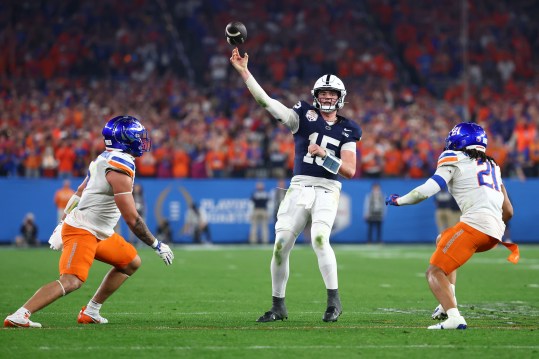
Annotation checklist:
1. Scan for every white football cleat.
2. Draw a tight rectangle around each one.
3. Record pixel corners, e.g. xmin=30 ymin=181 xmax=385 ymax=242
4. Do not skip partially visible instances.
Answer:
xmin=428 ymin=316 xmax=467 ymax=330
xmin=431 ymin=304 xmax=448 ymax=320
xmin=77 ymin=306 xmax=108 ymax=324
xmin=4 ymin=312 xmax=42 ymax=328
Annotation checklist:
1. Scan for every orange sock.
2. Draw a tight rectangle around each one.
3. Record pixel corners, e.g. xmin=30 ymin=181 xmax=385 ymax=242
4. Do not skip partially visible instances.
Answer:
xmin=500 ymin=242 xmax=520 ymax=264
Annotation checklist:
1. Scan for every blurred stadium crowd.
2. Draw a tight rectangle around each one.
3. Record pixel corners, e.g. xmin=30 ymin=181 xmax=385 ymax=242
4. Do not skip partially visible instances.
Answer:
xmin=0 ymin=0 xmax=538 ymax=179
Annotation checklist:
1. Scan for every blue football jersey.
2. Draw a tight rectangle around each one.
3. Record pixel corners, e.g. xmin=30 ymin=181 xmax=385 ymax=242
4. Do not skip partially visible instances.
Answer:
xmin=291 ymin=100 xmax=362 ymax=180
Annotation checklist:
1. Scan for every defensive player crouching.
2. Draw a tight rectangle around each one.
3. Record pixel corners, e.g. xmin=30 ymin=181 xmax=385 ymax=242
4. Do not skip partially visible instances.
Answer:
xmin=4 ymin=116 xmax=174 ymax=328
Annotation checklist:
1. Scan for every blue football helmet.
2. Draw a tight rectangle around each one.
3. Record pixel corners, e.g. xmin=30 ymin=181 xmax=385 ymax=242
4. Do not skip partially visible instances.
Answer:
xmin=444 ymin=122 xmax=487 ymax=152
xmin=102 ymin=116 xmax=151 ymax=157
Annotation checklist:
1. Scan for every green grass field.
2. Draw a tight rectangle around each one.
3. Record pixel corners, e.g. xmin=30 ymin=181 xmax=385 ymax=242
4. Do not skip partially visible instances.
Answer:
xmin=1 ymin=244 xmax=538 ymax=359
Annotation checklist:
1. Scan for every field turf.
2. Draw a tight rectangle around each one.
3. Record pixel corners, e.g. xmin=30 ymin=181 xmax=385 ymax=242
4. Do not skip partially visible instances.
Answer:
xmin=0 ymin=244 xmax=538 ymax=359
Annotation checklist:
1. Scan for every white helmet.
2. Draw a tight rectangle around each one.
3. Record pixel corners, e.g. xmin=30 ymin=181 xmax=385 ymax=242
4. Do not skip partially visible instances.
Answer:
xmin=311 ymin=74 xmax=347 ymax=112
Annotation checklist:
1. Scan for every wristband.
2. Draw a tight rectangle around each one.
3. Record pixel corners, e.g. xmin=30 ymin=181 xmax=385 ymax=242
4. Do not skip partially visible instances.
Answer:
xmin=322 ymin=153 xmax=342 ymax=174
xmin=151 ymin=238 xmax=159 ymax=249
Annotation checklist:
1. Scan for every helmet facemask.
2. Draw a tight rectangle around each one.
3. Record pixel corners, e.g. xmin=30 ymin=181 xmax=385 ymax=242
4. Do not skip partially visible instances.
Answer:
xmin=102 ymin=116 xmax=151 ymax=157
xmin=311 ymin=74 xmax=347 ymax=113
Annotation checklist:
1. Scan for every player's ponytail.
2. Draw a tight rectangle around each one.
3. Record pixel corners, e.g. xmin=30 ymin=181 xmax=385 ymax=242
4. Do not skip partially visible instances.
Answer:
xmin=463 ymin=149 xmax=497 ymax=166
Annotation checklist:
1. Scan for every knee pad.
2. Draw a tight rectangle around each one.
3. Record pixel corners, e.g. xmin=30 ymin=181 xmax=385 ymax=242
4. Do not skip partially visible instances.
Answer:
xmin=310 ymin=222 xmax=331 ymax=250
xmin=274 ymin=230 xmax=296 ymax=252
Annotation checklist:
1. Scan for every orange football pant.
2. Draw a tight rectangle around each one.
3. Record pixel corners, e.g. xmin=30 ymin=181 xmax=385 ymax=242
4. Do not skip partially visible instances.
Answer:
xmin=430 ymin=222 xmax=499 ymax=275
xmin=59 ymin=223 xmax=137 ymax=282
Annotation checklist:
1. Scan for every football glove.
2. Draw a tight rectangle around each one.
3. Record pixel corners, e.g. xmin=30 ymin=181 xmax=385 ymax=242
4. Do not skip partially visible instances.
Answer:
xmin=48 ymin=221 xmax=64 ymax=251
xmin=154 ymin=241 xmax=174 ymax=265
xmin=385 ymin=194 xmax=400 ymax=206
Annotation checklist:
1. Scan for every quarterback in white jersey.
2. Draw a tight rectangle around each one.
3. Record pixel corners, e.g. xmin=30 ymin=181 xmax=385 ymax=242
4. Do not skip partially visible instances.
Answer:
xmin=230 ymin=48 xmax=362 ymax=323
xmin=386 ymin=122 xmax=519 ymax=330
xmin=4 ymin=116 xmax=174 ymax=329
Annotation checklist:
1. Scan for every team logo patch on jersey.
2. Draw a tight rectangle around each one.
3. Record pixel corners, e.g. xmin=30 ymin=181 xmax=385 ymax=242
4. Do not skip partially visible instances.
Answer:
xmin=306 ymin=110 xmax=318 ymax=122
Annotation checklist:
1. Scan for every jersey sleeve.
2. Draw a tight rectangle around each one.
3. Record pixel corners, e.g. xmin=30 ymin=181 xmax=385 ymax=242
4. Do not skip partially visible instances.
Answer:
xmin=436 ymin=150 xmax=459 ymax=168
xmin=347 ymin=120 xmax=362 ymax=143
xmin=107 ymin=154 xmax=135 ymax=178
xmin=291 ymin=100 xmax=308 ymax=117
xmin=340 ymin=119 xmax=362 ymax=153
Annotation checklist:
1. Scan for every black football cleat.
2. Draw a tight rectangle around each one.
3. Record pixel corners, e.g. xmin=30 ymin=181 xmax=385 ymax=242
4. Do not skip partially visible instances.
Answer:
xmin=322 ymin=306 xmax=342 ymax=322
xmin=256 ymin=310 xmax=288 ymax=323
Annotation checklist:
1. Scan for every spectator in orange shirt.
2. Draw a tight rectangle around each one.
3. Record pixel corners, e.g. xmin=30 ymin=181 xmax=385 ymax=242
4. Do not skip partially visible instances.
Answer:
xmin=136 ymin=151 xmax=157 ymax=177
xmin=383 ymin=140 xmax=404 ymax=177
xmin=55 ymin=142 xmax=76 ymax=179
xmin=24 ymin=147 xmax=42 ymax=178
xmin=486 ymin=134 xmax=509 ymax=174
xmin=512 ymin=117 xmax=537 ymax=153
xmin=404 ymin=148 xmax=426 ymax=178
xmin=227 ymin=133 xmax=249 ymax=178
xmin=53 ymin=179 xmax=75 ymax=222
xmin=360 ymin=138 xmax=383 ymax=178
xmin=205 ymin=143 xmax=227 ymax=178
xmin=172 ymin=145 xmax=190 ymax=178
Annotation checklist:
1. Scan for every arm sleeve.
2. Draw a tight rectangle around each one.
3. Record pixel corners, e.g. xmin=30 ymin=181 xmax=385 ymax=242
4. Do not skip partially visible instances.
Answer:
xmin=397 ymin=166 xmax=455 ymax=205
xmin=396 ymin=179 xmax=441 ymax=205
xmin=245 ymin=76 xmax=299 ymax=132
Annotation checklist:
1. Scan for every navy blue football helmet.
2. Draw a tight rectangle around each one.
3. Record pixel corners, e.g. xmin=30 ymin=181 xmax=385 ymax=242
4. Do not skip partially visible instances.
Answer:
xmin=444 ymin=122 xmax=487 ymax=152
xmin=102 ymin=116 xmax=151 ymax=157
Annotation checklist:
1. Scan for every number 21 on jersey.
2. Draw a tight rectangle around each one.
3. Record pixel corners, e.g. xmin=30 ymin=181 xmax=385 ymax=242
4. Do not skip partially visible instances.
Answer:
xmin=476 ymin=159 xmax=500 ymax=191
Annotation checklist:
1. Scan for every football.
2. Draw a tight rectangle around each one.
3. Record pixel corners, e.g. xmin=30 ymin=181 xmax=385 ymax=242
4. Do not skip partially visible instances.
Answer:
xmin=225 ymin=21 xmax=247 ymax=45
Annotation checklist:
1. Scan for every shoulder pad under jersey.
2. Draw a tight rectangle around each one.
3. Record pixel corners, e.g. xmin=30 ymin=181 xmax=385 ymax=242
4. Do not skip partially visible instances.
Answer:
xmin=340 ymin=118 xmax=362 ymax=142
xmin=105 ymin=151 xmax=136 ymax=178
xmin=436 ymin=150 xmax=467 ymax=168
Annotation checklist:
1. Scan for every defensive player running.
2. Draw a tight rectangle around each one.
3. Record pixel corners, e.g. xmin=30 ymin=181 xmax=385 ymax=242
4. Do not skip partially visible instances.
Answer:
xmin=386 ymin=122 xmax=519 ymax=329
xmin=230 ymin=48 xmax=362 ymax=322
xmin=4 ymin=116 xmax=174 ymax=328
